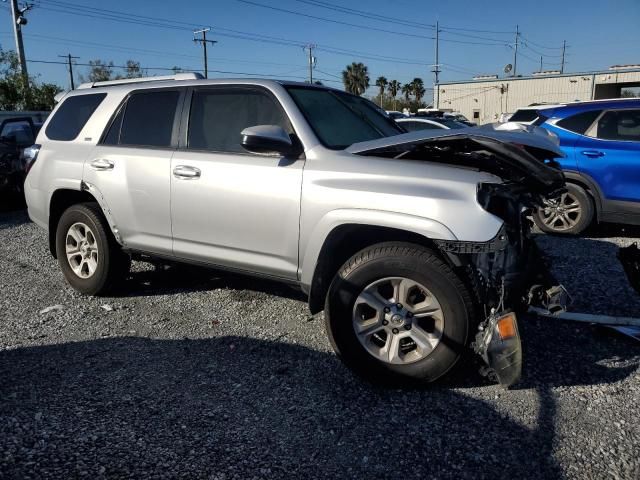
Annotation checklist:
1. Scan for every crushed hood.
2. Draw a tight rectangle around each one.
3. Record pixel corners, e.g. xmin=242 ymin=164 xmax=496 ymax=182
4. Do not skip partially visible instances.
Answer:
xmin=346 ymin=125 xmax=565 ymax=193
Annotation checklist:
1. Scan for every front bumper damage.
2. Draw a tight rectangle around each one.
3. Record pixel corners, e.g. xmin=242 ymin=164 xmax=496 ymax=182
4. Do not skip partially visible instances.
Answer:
xmin=435 ymin=184 xmax=568 ymax=387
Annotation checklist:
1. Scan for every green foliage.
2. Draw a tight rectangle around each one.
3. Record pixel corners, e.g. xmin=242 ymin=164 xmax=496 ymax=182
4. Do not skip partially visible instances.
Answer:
xmin=0 ymin=48 xmax=63 ymax=111
xmin=371 ymin=77 xmax=427 ymax=112
xmin=81 ymin=59 xmax=145 ymax=83
xmin=342 ymin=62 xmax=369 ymax=95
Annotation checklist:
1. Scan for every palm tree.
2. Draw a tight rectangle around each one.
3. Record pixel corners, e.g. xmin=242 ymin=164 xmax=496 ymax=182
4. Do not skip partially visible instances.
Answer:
xmin=401 ymin=83 xmax=412 ymax=102
xmin=342 ymin=62 xmax=370 ymax=96
xmin=411 ymin=77 xmax=426 ymax=103
xmin=375 ymin=76 xmax=387 ymax=106
xmin=388 ymin=80 xmax=401 ymax=110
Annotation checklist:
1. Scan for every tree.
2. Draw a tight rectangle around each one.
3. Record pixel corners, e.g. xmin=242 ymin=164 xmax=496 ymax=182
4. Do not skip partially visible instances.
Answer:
xmin=122 ymin=60 xmax=143 ymax=79
xmin=388 ymin=80 xmax=401 ymax=109
xmin=342 ymin=62 xmax=369 ymax=95
xmin=84 ymin=60 xmax=115 ymax=82
xmin=375 ymin=76 xmax=387 ymax=106
xmin=401 ymin=83 xmax=412 ymax=102
xmin=0 ymin=48 xmax=62 ymax=110
xmin=30 ymin=83 xmax=63 ymax=110
xmin=411 ymin=78 xmax=425 ymax=103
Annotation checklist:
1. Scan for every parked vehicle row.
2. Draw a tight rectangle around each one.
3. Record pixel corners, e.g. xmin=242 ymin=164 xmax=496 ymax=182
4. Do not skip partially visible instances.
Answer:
xmin=24 ymin=74 xmax=567 ymax=386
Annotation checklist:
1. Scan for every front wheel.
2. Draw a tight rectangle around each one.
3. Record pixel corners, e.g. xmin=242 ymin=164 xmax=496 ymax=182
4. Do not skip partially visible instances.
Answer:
xmin=325 ymin=242 xmax=474 ymax=385
xmin=55 ymin=202 xmax=131 ymax=295
xmin=533 ymin=183 xmax=594 ymax=235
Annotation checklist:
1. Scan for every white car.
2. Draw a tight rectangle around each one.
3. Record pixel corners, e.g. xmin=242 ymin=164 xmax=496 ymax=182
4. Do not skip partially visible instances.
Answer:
xmin=397 ymin=117 xmax=468 ymax=131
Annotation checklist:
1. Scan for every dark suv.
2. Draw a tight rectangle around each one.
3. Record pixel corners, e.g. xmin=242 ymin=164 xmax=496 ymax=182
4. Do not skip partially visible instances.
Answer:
xmin=0 ymin=117 xmax=39 ymax=194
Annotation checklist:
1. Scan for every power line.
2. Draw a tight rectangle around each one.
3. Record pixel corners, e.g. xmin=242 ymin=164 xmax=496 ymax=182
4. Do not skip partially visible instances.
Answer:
xmin=235 ymin=0 xmax=436 ymax=41
xmin=57 ymin=53 xmax=79 ymax=89
xmin=193 ymin=28 xmax=217 ymax=79
xmin=25 ymin=58 xmax=344 ymax=84
xmin=235 ymin=0 xmax=509 ymax=45
xmin=290 ymin=0 xmax=435 ymax=30
xmin=37 ymin=0 xmax=434 ymax=64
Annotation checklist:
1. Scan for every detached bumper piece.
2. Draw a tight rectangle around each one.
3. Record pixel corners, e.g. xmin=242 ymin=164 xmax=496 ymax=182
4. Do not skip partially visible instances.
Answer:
xmin=474 ymin=311 xmax=522 ymax=387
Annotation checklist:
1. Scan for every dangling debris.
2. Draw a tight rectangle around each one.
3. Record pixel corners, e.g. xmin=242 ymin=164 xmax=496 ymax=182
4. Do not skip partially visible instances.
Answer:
xmin=618 ymin=243 xmax=640 ymax=295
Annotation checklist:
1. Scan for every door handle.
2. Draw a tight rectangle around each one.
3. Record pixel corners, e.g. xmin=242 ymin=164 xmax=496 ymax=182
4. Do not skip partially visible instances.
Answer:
xmin=581 ymin=150 xmax=605 ymax=158
xmin=173 ymin=165 xmax=201 ymax=179
xmin=90 ymin=158 xmax=114 ymax=170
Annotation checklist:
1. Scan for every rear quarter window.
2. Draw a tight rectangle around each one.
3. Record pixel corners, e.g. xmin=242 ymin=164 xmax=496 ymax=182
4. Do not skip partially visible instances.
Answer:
xmin=509 ymin=109 xmax=539 ymax=123
xmin=45 ymin=93 xmax=107 ymax=141
xmin=556 ymin=110 xmax=602 ymax=134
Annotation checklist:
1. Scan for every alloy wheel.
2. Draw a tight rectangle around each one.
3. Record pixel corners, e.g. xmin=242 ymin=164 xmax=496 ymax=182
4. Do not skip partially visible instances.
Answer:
xmin=539 ymin=192 xmax=582 ymax=231
xmin=65 ymin=222 xmax=99 ymax=279
xmin=352 ymin=277 xmax=445 ymax=365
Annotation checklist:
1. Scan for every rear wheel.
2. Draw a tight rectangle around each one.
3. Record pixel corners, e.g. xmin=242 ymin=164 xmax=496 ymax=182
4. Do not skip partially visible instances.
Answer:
xmin=533 ymin=183 xmax=594 ymax=235
xmin=325 ymin=242 xmax=474 ymax=385
xmin=55 ymin=202 xmax=130 ymax=295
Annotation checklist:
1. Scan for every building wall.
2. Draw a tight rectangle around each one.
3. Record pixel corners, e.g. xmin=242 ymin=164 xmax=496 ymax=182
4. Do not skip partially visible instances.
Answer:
xmin=435 ymin=69 xmax=640 ymax=124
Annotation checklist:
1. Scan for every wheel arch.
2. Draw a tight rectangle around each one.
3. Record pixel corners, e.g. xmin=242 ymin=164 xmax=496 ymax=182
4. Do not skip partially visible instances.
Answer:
xmin=562 ymin=170 xmax=603 ymax=222
xmin=304 ymin=222 xmax=458 ymax=315
xmin=48 ymin=188 xmax=97 ymax=258
xmin=48 ymin=183 xmax=123 ymax=258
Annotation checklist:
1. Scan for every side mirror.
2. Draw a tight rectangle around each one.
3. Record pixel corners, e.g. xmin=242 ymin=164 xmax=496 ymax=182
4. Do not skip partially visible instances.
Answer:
xmin=241 ymin=125 xmax=301 ymax=157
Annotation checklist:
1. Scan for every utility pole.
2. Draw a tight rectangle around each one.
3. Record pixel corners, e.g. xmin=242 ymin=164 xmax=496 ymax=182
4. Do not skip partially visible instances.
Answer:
xmin=560 ymin=40 xmax=566 ymax=74
xmin=58 ymin=53 xmax=79 ymax=89
xmin=512 ymin=24 xmax=519 ymax=77
xmin=193 ymin=28 xmax=217 ymax=78
xmin=9 ymin=0 xmax=31 ymax=106
xmin=304 ymin=44 xmax=316 ymax=83
xmin=539 ymin=56 xmax=543 ymax=73
xmin=432 ymin=20 xmax=441 ymax=109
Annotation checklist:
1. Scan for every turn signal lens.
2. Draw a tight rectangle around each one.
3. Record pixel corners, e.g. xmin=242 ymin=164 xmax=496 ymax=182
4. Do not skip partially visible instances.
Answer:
xmin=496 ymin=312 xmax=518 ymax=340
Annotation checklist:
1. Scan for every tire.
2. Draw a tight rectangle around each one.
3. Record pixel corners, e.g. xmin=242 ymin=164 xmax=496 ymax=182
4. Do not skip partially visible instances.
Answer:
xmin=55 ymin=202 xmax=131 ymax=295
xmin=533 ymin=183 xmax=594 ymax=235
xmin=325 ymin=242 xmax=475 ymax=385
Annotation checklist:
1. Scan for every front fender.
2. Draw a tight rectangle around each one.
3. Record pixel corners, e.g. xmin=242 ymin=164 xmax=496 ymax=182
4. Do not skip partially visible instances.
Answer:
xmin=299 ymin=208 xmax=458 ymax=288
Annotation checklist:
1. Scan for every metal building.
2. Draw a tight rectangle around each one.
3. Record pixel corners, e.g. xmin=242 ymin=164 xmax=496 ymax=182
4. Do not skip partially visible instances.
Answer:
xmin=435 ymin=65 xmax=640 ymax=124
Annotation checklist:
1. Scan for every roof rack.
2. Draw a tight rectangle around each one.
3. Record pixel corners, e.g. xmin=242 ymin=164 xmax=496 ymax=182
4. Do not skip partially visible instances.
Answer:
xmin=76 ymin=72 xmax=204 ymax=90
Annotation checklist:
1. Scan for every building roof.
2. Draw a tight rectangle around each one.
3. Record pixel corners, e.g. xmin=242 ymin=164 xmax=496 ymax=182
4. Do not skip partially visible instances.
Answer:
xmin=438 ymin=67 xmax=640 ymax=86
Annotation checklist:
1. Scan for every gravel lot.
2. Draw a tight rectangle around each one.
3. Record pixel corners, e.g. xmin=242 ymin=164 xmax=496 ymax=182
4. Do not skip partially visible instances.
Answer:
xmin=1 ymin=205 xmax=639 ymax=479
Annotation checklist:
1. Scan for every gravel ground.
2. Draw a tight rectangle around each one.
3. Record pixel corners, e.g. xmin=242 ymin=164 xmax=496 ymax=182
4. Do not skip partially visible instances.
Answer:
xmin=1 ymin=206 xmax=639 ymax=479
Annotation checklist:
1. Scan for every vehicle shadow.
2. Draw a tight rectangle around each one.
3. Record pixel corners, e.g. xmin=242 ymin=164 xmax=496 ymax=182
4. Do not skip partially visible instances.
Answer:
xmin=0 ymin=336 xmax=577 ymax=479
xmin=120 ymin=263 xmax=307 ymax=303
xmin=0 ymin=193 xmax=26 ymax=214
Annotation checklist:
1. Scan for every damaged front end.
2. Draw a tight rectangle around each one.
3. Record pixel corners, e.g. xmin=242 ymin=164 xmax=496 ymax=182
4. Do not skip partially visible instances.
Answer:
xmin=349 ymin=129 xmax=569 ymax=387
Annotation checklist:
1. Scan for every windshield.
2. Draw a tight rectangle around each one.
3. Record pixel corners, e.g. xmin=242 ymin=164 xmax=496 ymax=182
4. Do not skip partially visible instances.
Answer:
xmin=286 ymin=86 xmax=403 ymax=149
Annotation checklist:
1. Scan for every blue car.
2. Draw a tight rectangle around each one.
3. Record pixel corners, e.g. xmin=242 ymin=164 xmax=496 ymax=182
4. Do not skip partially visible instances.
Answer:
xmin=515 ymin=99 xmax=640 ymax=234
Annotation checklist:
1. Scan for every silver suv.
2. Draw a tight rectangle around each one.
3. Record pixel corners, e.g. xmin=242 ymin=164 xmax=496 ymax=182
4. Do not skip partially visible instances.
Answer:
xmin=24 ymin=74 xmax=566 ymax=386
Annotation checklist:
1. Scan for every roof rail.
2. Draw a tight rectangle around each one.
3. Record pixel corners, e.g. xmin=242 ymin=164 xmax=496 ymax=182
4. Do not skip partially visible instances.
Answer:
xmin=76 ymin=72 xmax=204 ymax=90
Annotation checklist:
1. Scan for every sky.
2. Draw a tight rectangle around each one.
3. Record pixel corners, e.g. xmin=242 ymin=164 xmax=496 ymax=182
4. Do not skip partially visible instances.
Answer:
xmin=1 ymin=0 xmax=639 ymax=101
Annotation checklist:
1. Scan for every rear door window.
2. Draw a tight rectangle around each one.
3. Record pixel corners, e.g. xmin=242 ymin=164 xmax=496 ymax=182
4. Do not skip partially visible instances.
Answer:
xmin=594 ymin=110 xmax=640 ymax=141
xmin=556 ymin=110 xmax=602 ymax=134
xmin=187 ymin=88 xmax=292 ymax=153
xmin=114 ymin=90 xmax=181 ymax=148
xmin=45 ymin=93 xmax=106 ymax=141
